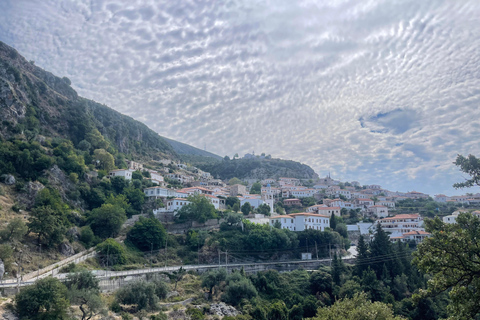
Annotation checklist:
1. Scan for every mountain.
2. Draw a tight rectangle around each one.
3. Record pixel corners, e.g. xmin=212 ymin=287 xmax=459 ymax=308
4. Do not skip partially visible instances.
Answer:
xmin=164 ymin=138 xmax=222 ymax=160
xmin=0 ymin=40 xmax=219 ymax=161
xmin=198 ymin=157 xmax=319 ymax=181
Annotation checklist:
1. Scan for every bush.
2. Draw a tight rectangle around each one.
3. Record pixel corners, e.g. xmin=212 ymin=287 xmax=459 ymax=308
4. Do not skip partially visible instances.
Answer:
xmin=96 ymin=239 xmax=127 ymax=266
xmin=126 ymin=217 xmax=166 ymax=251
xmin=116 ymin=280 xmax=159 ymax=311
xmin=14 ymin=277 xmax=69 ymax=319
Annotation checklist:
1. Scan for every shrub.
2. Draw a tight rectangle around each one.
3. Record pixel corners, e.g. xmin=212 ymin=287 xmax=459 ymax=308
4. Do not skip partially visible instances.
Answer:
xmin=96 ymin=239 xmax=127 ymax=266
xmin=14 ymin=277 xmax=69 ymax=319
xmin=116 ymin=280 xmax=159 ymax=311
xmin=126 ymin=217 xmax=166 ymax=251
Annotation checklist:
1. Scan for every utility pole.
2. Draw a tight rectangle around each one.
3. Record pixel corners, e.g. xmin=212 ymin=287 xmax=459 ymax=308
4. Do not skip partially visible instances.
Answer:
xmin=225 ymin=250 xmax=228 ymax=272
xmin=106 ymin=242 xmax=110 ymax=277
xmin=165 ymin=238 xmax=168 ymax=269
xmin=218 ymin=250 xmax=221 ymax=268
xmin=329 ymin=242 xmax=332 ymax=267
xmin=315 ymin=241 xmax=319 ymax=260
xmin=150 ymin=242 xmax=153 ymax=272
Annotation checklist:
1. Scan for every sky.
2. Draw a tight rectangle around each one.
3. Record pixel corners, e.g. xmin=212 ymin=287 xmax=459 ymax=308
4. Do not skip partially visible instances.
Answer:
xmin=1 ymin=0 xmax=479 ymax=196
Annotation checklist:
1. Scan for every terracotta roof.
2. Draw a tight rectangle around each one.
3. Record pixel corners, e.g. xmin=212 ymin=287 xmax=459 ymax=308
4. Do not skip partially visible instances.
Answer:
xmin=403 ymin=230 xmax=430 ymax=236
xmin=289 ymin=212 xmax=329 ymax=218
xmin=317 ymin=207 xmax=341 ymax=210
xmin=269 ymin=215 xmax=293 ymax=220
xmin=383 ymin=214 xmax=420 ymax=220
xmin=284 ymin=198 xmax=301 ymax=201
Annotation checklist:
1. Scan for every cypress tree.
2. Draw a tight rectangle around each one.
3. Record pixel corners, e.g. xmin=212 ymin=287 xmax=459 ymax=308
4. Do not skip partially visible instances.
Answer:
xmin=354 ymin=234 xmax=369 ymax=277
xmin=370 ymin=223 xmax=393 ymax=279
xmin=330 ymin=213 xmax=337 ymax=230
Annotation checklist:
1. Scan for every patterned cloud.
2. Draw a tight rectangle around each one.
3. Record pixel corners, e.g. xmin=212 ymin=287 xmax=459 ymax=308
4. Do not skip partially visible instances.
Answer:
xmin=1 ymin=0 xmax=479 ymax=196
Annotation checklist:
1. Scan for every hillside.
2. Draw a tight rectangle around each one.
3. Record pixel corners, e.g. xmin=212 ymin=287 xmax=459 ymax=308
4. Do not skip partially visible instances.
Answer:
xmin=0 ymin=41 xmax=177 ymax=160
xmin=164 ymin=137 xmax=221 ymax=160
xmin=198 ymin=157 xmax=319 ymax=181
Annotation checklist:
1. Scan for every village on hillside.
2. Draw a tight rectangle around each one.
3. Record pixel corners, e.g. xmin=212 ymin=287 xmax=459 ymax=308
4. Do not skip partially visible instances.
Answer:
xmin=108 ymin=155 xmax=480 ymax=247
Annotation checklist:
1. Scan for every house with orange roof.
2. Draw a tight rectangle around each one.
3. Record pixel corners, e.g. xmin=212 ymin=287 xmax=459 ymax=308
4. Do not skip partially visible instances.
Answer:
xmin=315 ymin=206 xmax=341 ymax=217
xmin=377 ymin=213 xmax=424 ymax=238
xmin=391 ymin=230 xmax=431 ymax=244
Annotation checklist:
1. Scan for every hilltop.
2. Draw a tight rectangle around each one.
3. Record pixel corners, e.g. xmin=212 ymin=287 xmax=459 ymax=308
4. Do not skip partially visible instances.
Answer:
xmin=198 ymin=156 xmax=319 ymax=181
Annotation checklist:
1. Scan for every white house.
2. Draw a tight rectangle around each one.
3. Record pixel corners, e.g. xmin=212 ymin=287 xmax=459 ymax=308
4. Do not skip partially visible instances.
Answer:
xmin=144 ymin=186 xmax=177 ymax=198
xmin=109 ymin=169 xmax=133 ymax=180
xmin=290 ymin=189 xmax=317 ymax=198
xmin=269 ymin=215 xmax=295 ymax=231
xmin=306 ymin=204 xmax=328 ymax=213
xmin=367 ymin=205 xmax=389 ymax=218
xmin=165 ymin=198 xmax=191 ymax=213
xmin=149 ymin=171 xmax=164 ymax=182
xmin=375 ymin=200 xmax=395 ymax=208
xmin=377 ymin=214 xmax=424 ymax=238
xmin=288 ymin=212 xmax=330 ymax=231
xmin=239 ymin=195 xmax=265 ymax=209
xmin=315 ymin=206 xmax=341 ymax=217
xmin=434 ymin=194 xmax=448 ymax=203
xmin=391 ymin=230 xmax=431 ymax=244
xmin=269 ymin=212 xmax=330 ymax=232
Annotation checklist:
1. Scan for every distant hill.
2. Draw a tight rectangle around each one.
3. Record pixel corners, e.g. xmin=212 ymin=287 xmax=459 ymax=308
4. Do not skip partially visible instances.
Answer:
xmin=198 ymin=157 xmax=319 ymax=181
xmin=164 ymin=138 xmax=222 ymax=160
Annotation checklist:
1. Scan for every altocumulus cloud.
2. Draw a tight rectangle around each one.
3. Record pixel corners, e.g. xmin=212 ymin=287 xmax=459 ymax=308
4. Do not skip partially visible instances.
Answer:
xmin=0 ymin=0 xmax=479 ymax=195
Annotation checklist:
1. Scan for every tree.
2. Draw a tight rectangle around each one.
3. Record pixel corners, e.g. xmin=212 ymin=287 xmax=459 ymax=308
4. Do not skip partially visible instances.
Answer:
xmin=221 ymin=273 xmax=258 ymax=306
xmin=176 ymin=195 xmax=218 ymax=223
xmin=354 ymin=234 xmax=369 ymax=277
xmin=452 ymin=154 xmax=480 ymax=188
xmin=413 ymin=213 xmax=480 ymax=319
xmin=330 ymin=212 xmax=337 ymax=230
xmin=127 ymin=217 xmax=166 ymax=251
xmin=241 ymin=202 xmax=252 ymax=216
xmin=116 ymin=280 xmax=159 ymax=311
xmin=332 ymin=252 xmax=346 ymax=285
xmin=96 ymin=238 xmax=127 ymax=266
xmin=0 ymin=217 xmax=27 ymax=242
xmin=250 ymin=182 xmax=262 ymax=194
xmin=310 ymin=269 xmax=333 ymax=296
xmin=257 ymin=203 xmax=271 ymax=216
xmin=370 ymin=223 xmax=394 ymax=278
xmin=88 ymin=203 xmax=127 ymax=239
xmin=66 ymin=270 xmax=104 ymax=320
xmin=201 ymin=268 xmax=227 ymax=300
xmin=132 ymin=170 xmax=143 ymax=180
xmin=93 ymin=148 xmax=115 ymax=171
xmin=170 ymin=267 xmax=187 ymax=290
xmin=15 ymin=277 xmax=69 ymax=319
xmin=310 ymin=292 xmax=405 ymax=320
xmin=228 ymin=177 xmax=244 ymax=185
xmin=28 ymin=206 xmax=67 ymax=247
xmin=225 ymin=196 xmax=240 ymax=209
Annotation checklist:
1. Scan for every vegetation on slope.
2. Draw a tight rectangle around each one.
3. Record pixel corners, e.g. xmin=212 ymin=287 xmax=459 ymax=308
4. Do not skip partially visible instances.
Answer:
xmin=198 ymin=157 xmax=319 ymax=181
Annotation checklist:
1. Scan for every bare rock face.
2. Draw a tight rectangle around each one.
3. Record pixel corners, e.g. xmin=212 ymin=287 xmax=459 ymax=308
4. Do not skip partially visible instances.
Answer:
xmin=0 ymin=174 xmax=15 ymax=185
xmin=23 ymin=181 xmax=45 ymax=208
xmin=66 ymin=227 xmax=80 ymax=241
xmin=59 ymin=242 xmax=75 ymax=256
xmin=207 ymin=303 xmax=241 ymax=317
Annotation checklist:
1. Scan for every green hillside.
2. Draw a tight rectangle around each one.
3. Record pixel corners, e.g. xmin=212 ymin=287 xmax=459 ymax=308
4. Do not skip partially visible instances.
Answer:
xmin=198 ymin=157 xmax=319 ymax=181
xmin=0 ymin=41 xmax=176 ymax=160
